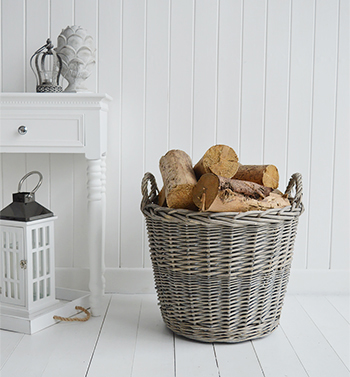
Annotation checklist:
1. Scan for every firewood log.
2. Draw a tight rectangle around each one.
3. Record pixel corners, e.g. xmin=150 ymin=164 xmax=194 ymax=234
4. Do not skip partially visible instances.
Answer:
xmin=157 ymin=186 xmax=167 ymax=207
xmin=193 ymin=173 xmax=289 ymax=212
xmin=233 ymin=164 xmax=279 ymax=189
xmin=159 ymin=150 xmax=197 ymax=210
xmin=194 ymin=145 xmax=239 ymax=179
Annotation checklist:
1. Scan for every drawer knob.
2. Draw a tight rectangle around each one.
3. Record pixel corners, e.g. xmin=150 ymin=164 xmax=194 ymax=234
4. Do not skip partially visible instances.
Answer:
xmin=18 ymin=125 xmax=28 ymax=135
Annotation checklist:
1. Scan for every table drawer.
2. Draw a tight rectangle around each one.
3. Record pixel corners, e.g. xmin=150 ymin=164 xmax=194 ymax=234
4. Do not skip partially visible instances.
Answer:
xmin=0 ymin=115 xmax=85 ymax=148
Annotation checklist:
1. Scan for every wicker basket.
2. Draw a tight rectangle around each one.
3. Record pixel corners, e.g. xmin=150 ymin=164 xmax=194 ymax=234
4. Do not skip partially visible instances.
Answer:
xmin=141 ymin=172 xmax=304 ymax=343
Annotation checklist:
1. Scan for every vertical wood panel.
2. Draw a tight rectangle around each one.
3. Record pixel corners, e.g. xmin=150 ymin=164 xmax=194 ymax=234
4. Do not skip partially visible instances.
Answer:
xmin=143 ymin=0 xmax=170 ymax=267
xmin=99 ymin=0 xmax=122 ymax=268
xmin=1 ymin=0 xmax=26 ymax=91
xmin=1 ymin=155 xmax=26 ymax=207
xmin=50 ymin=154 xmax=74 ymax=268
xmin=287 ymin=0 xmax=314 ymax=269
xmin=216 ymin=0 xmax=242 ymax=152
xmin=73 ymin=154 xmax=88 ymax=268
xmin=50 ymin=0 xmax=74 ymax=42
xmin=74 ymin=0 xmax=98 ymax=93
xmin=263 ymin=0 xmax=291 ymax=191
xmin=307 ymin=0 xmax=339 ymax=269
xmin=120 ymin=0 xmax=146 ymax=267
xmin=330 ymin=0 xmax=349 ymax=269
xmin=25 ymin=0 xmax=49 ymax=93
xmin=192 ymin=0 xmax=218 ymax=163
xmin=50 ymin=0 xmax=74 ymax=91
xmin=168 ymin=0 xmax=195 ymax=153
xmin=239 ymin=0 xmax=267 ymax=164
xmin=144 ymin=0 xmax=170 ymax=185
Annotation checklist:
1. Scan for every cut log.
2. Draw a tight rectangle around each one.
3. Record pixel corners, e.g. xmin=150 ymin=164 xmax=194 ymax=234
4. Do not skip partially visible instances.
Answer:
xmin=194 ymin=145 xmax=239 ymax=179
xmin=193 ymin=173 xmax=289 ymax=212
xmin=206 ymin=191 xmax=290 ymax=212
xmin=159 ymin=150 xmax=197 ymax=210
xmin=157 ymin=186 xmax=167 ymax=207
xmin=233 ymin=164 xmax=279 ymax=189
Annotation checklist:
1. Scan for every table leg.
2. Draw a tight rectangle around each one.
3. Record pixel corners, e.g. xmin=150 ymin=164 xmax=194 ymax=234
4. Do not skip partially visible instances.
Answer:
xmin=87 ymin=158 xmax=106 ymax=316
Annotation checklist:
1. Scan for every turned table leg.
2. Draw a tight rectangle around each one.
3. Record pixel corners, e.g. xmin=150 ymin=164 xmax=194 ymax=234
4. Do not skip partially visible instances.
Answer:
xmin=87 ymin=158 xmax=106 ymax=316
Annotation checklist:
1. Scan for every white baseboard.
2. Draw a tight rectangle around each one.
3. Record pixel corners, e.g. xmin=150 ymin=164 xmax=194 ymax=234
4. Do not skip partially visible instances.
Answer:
xmin=287 ymin=269 xmax=350 ymax=295
xmin=55 ymin=267 xmax=349 ymax=295
xmin=55 ymin=267 xmax=156 ymax=294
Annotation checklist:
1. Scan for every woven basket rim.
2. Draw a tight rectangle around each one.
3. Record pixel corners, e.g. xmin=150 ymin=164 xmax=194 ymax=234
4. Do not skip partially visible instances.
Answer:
xmin=141 ymin=172 xmax=304 ymax=226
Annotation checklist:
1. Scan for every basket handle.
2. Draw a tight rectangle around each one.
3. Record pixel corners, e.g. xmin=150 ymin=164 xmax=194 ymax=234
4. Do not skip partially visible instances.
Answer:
xmin=284 ymin=172 xmax=303 ymax=210
xmin=141 ymin=172 xmax=159 ymax=211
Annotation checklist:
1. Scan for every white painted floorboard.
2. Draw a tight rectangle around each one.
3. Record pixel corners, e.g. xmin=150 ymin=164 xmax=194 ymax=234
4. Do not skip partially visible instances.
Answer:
xmin=1 ymin=294 xmax=349 ymax=377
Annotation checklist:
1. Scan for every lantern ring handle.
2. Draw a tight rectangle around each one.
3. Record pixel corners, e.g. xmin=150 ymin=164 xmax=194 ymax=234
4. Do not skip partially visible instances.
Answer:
xmin=18 ymin=171 xmax=43 ymax=197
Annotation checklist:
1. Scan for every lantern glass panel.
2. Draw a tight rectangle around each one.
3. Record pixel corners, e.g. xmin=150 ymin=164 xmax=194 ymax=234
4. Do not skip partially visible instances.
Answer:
xmin=39 ymin=249 xmax=44 ymax=277
xmin=9 ymin=253 xmax=14 ymax=278
xmin=47 ymin=278 xmax=50 ymax=296
xmin=33 ymin=252 xmax=37 ymax=279
xmin=46 ymin=226 xmax=50 ymax=245
xmin=33 ymin=282 xmax=37 ymax=301
xmin=32 ymin=229 xmax=36 ymax=249
xmin=46 ymin=249 xmax=50 ymax=274
xmin=40 ymin=280 xmax=44 ymax=299
xmin=39 ymin=227 xmax=43 ymax=247
xmin=3 ymin=251 xmax=8 ymax=278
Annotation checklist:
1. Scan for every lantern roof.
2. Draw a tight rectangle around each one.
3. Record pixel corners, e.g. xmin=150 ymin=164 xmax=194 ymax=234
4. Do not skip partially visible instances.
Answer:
xmin=0 ymin=192 xmax=54 ymax=222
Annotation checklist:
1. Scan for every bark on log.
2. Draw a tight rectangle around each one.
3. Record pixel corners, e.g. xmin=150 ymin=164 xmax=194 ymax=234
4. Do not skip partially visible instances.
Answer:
xmin=233 ymin=164 xmax=279 ymax=189
xmin=194 ymin=145 xmax=239 ymax=179
xmin=159 ymin=150 xmax=197 ymax=210
xmin=193 ymin=173 xmax=289 ymax=212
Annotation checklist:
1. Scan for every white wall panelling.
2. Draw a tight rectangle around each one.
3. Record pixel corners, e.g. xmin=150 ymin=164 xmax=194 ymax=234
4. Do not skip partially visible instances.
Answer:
xmin=307 ymin=0 xmax=340 ymax=270
xmin=168 ymin=0 xmax=195 ymax=154
xmin=98 ymin=0 xmax=122 ymax=269
xmin=120 ymin=0 xmax=146 ymax=268
xmin=286 ymin=0 xmax=314 ymax=269
xmin=1 ymin=0 xmax=349 ymax=293
xmin=240 ymin=0 xmax=267 ymax=165
xmin=216 ymin=0 xmax=242 ymax=151
xmin=331 ymin=0 xmax=349 ymax=270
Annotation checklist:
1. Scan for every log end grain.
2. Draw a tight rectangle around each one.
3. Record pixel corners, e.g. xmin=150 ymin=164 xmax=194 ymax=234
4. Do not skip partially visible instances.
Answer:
xmin=194 ymin=144 xmax=239 ymax=178
xmin=234 ymin=164 xmax=279 ymax=189
xmin=262 ymin=165 xmax=279 ymax=189
xmin=192 ymin=173 xmax=220 ymax=211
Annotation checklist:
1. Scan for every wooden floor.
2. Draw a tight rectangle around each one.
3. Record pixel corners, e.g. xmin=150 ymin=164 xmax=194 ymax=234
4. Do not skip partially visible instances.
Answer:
xmin=1 ymin=294 xmax=349 ymax=377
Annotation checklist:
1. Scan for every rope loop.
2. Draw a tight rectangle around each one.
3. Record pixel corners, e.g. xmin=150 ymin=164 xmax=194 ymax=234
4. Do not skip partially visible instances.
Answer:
xmin=53 ymin=306 xmax=91 ymax=322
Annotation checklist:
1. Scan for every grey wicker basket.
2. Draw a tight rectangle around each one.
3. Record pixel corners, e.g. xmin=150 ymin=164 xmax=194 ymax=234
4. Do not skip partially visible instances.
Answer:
xmin=141 ymin=172 xmax=304 ymax=343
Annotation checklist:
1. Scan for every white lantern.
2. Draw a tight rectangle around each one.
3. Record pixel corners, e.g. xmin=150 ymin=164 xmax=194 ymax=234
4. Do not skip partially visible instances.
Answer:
xmin=0 ymin=171 xmax=58 ymax=332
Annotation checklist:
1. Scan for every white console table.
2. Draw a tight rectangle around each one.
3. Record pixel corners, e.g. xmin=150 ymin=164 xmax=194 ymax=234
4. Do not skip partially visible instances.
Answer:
xmin=0 ymin=93 xmax=111 ymax=316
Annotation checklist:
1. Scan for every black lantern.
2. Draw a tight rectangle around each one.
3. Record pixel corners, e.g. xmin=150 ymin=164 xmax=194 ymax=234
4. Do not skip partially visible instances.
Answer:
xmin=0 ymin=171 xmax=57 ymax=333
xmin=30 ymin=38 xmax=63 ymax=93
